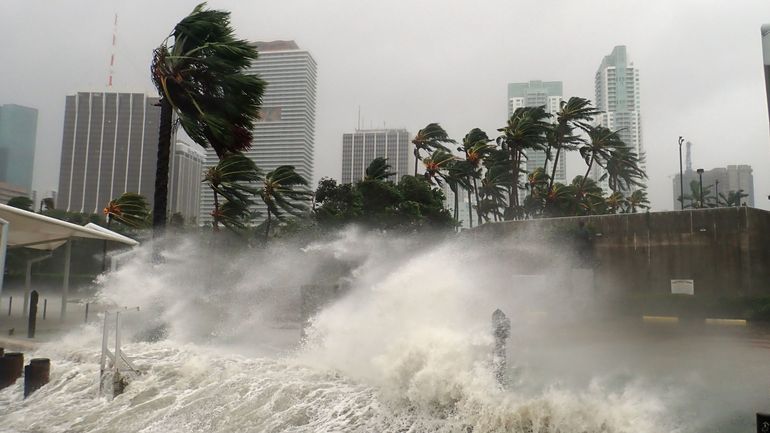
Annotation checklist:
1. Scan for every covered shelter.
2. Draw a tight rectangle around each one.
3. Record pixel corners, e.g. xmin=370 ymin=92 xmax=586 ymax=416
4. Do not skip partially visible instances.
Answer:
xmin=0 ymin=204 xmax=139 ymax=318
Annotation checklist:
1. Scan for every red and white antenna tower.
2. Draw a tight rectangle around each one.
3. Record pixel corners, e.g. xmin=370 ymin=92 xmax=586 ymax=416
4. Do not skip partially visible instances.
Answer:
xmin=107 ymin=13 xmax=118 ymax=88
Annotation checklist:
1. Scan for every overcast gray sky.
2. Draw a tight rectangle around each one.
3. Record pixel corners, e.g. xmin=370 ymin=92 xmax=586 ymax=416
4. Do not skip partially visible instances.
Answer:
xmin=1 ymin=0 xmax=769 ymax=210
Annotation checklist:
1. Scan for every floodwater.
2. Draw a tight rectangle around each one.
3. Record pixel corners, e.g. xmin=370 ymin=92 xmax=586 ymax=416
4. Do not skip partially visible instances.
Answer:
xmin=1 ymin=228 xmax=769 ymax=432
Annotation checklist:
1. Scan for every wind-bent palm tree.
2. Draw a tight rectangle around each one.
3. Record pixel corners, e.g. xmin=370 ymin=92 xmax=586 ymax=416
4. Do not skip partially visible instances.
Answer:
xmin=412 ymin=123 xmax=455 ymax=176
xmin=102 ymin=192 xmax=150 ymax=270
xmin=365 ymin=157 xmax=396 ymax=181
xmin=203 ymin=153 xmax=261 ymax=231
xmin=625 ymin=189 xmax=650 ymax=213
xmin=460 ymin=128 xmax=494 ymax=222
xmin=478 ymin=164 xmax=511 ymax=222
xmin=497 ymin=106 xmax=552 ymax=213
xmin=103 ymin=192 xmax=151 ymax=229
xmin=605 ymin=191 xmax=627 ymax=214
xmin=678 ymin=180 xmax=713 ymax=209
xmin=421 ymin=149 xmax=455 ymax=186
xmin=578 ymin=126 xmax=624 ymax=190
xmin=260 ymin=166 xmax=311 ymax=240
xmin=546 ymin=97 xmax=599 ymax=190
xmin=602 ymin=146 xmax=646 ymax=193
xmin=151 ymin=3 xmax=265 ymax=234
xmin=443 ymin=159 xmax=473 ymax=224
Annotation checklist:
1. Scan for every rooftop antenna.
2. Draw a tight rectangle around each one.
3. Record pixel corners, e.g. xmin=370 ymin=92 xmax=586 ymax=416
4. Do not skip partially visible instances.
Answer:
xmin=685 ymin=141 xmax=693 ymax=172
xmin=107 ymin=13 xmax=118 ymax=88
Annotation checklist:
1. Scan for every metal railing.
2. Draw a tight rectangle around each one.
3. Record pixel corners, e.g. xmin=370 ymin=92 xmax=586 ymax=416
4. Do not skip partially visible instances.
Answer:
xmin=99 ymin=308 xmax=140 ymax=396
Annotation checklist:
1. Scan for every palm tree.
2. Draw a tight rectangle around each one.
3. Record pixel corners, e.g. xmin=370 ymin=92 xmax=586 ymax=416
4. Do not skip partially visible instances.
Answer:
xmin=497 ymin=106 xmax=552 ymax=213
xmin=102 ymin=192 xmax=150 ymax=270
xmin=365 ymin=157 xmax=396 ymax=181
xmin=203 ymin=153 xmax=261 ymax=231
xmin=478 ymin=164 xmax=511 ymax=222
xmin=678 ymin=179 xmax=713 ymax=209
xmin=150 ymin=3 xmax=265 ymax=234
xmin=570 ymin=176 xmax=605 ymax=216
xmin=718 ymin=189 xmax=748 ymax=207
xmin=443 ymin=159 xmax=473 ymax=224
xmin=546 ymin=97 xmax=599 ymax=190
xmin=260 ymin=166 xmax=311 ymax=240
xmin=421 ymin=149 xmax=455 ymax=186
xmin=103 ymin=192 xmax=151 ymax=229
xmin=460 ymin=128 xmax=494 ymax=223
xmin=602 ymin=145 xmax=646 ymax=193
xmin=412 ymin=123 xmax=455 ymax=176
xmin=625 ymin=189 xmax=650 ymax=213
xmin=578 ymin=126 xmax=624 ymax=190
xmin=605 ymin=191 xmax=626 ymax=214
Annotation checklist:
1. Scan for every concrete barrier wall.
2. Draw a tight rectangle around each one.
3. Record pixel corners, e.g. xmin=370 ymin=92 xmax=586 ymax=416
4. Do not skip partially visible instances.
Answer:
xmin=474 ymin=207 xmax=770 ymax=296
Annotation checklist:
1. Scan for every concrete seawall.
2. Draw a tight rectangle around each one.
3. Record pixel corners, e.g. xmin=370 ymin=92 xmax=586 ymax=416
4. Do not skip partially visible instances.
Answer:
xmin=473 ymin=207 xmax=770 ymax=296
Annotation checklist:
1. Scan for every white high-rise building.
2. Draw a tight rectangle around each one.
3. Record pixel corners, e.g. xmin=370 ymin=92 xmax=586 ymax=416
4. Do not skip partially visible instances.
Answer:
xmin=592 ymin=46 xmax=644 ymax=192
xmin=169 ymin=141 xmax=204 ymax=225
xmin=200 ymin=41 xmax=317 ymax=225
xmin=507 ymin=80 xmax=565 ymax=203
xmin=341 ymin=129 xmax=411 ymax=183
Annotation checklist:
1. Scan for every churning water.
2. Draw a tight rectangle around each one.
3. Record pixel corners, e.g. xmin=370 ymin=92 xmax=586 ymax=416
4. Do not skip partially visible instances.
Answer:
xmin=1 ymin=228 xmax=769 ymax=432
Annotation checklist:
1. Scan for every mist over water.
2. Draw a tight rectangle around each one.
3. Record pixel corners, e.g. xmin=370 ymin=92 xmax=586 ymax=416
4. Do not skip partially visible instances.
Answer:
xmin=1 ymin=227 xmax=769 ymax=432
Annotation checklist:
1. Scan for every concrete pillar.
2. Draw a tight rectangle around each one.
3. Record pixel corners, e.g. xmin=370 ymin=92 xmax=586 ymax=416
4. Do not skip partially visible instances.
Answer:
xmin=27 ymin=290 xmax=38 ymax=338
xmin=0 ymin=352 xmax=24 ymax=389
xmin=24 ymin=358 xmax=50 ymax=398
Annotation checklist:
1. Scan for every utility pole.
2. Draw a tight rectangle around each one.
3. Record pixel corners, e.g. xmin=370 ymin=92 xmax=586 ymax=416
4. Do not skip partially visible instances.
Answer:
xmin=678 ymin=136 xmax=685 ymax=210
xmin=697 ymin=168 xmax=705 ymax=208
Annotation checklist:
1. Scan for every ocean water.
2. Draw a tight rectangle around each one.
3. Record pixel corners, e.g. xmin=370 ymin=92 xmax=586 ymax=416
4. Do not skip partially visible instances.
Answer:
xmin=1 ymin=228 xmax=768 ymax=432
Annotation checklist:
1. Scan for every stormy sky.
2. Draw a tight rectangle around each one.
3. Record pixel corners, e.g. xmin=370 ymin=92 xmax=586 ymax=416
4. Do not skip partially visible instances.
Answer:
xmin=1 ymin=0 xmax=769 ymax=210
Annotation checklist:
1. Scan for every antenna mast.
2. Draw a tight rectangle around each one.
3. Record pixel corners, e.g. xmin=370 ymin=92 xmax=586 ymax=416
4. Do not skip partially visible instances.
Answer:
xmin=108 ymin=13 xmax=118 ymax=88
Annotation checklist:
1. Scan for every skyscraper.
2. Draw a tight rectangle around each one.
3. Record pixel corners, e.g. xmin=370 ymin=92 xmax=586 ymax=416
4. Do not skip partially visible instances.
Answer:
xmin=341 ymin=129 xmax=411 ymax=183
xmin=0 ymin=104 xmax=38 ymax=192
xmin=57 ymin=92 xmax=161 ymax=214
xmin=593 ymin=46 xmax=643 ymax=192
xmin=200 ymin=40 xmax=317 ymax=225
xmin=169 ymin=141 xmax=204 ymax=224
xmin=507 ymin=80 xmax=565 ymax=198
xmin=762 ymin=24 xmax=770 ymax=129
xmin=672 ymin=165 xmax=754 ymax=209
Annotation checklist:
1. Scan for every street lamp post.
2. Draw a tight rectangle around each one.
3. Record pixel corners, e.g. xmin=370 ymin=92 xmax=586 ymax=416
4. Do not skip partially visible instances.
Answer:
xmin=714 ymin=179 xmax=719 ymax=207
xmin=697 ymin=168 xmax=705 ymax=208
xmin=678 ymin=136 xmax=685 ymax=210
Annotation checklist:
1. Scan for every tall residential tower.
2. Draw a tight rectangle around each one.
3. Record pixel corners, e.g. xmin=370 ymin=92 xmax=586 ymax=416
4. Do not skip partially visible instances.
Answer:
xmin=593 ymin=46 xmax=644 ymax=191
xmin=0 ymin=104 xmax=38 ymax=193
xmin=341 ymin=129 xmax=411 ymax=183
xmin=507 ymin=80 xmax=565 ymax=194
xmin=200 ymin=40 xmax=317 ymax=225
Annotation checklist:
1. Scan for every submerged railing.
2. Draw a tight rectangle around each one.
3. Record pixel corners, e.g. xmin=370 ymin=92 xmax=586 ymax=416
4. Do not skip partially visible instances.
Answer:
xmin=99 ymin=308 xmax=140 ymax=397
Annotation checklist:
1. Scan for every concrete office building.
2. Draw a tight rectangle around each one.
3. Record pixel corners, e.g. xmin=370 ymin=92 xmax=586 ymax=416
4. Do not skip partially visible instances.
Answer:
xmin=341 ymin=129 xmax=411 ymax=183
xmin=507 ymin=81 xmax=566 ymax=186
xmin=0 ymin=104 xmax=38 ymax=192
xmin=592 ymin=46 xmax=644 ymax=192
xmin=169 ymin=141 xmax=204 ymax=224
xmin=57 ymin=92 xmax=161 ymax=214
xmin=762 ymin=24 xmax=770 ymax=129
xmin=200 ymin=40 xmax=317 ymax=225
xmin=672 ymin=165 xmax=754 ymax=209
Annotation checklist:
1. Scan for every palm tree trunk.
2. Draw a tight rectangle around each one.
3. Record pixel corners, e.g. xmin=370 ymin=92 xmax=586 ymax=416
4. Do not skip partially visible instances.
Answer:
xmin=549 ymin=147 xmax=562 ymax=190
xmin=152 ymin=97 xmax=173 ymax=237
xmin=453 ymin=188 xmax=459 ymax=222
xmin=414 ymin=150 xmax=419 ymax=177
xmin=581 ymin=153 xmax=596 ymax=190
xmin=264 ymin=208 xmax=271 ymax=241
xmin=473 ymin=178 xmax=481 ymax=224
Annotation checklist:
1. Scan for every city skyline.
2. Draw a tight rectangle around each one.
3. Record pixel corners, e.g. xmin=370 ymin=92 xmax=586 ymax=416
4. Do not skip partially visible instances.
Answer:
xmin=672 ymin=164 xmax=754 ymax=209
xmin=1 ymin=1 xmax=769 ymax=212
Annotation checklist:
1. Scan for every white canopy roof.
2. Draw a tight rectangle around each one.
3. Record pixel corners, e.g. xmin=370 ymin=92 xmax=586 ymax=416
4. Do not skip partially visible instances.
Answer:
xmin=0 ymin=204 xmax=139 ymax=250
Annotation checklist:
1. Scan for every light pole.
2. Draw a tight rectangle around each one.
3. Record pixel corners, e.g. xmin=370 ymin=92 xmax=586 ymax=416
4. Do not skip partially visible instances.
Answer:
xmin=697 ymin=168 xmax=704 ymax=208
xmin=714 ymin=179 xmax=719 ymax=207
xmin=678 ymin=136 xmax=685 ymax=210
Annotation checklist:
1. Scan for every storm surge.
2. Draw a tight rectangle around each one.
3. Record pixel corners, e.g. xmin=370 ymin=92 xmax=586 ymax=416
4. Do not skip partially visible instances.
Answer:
xmin=0 ymin=228 xmax=753 ymax=432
